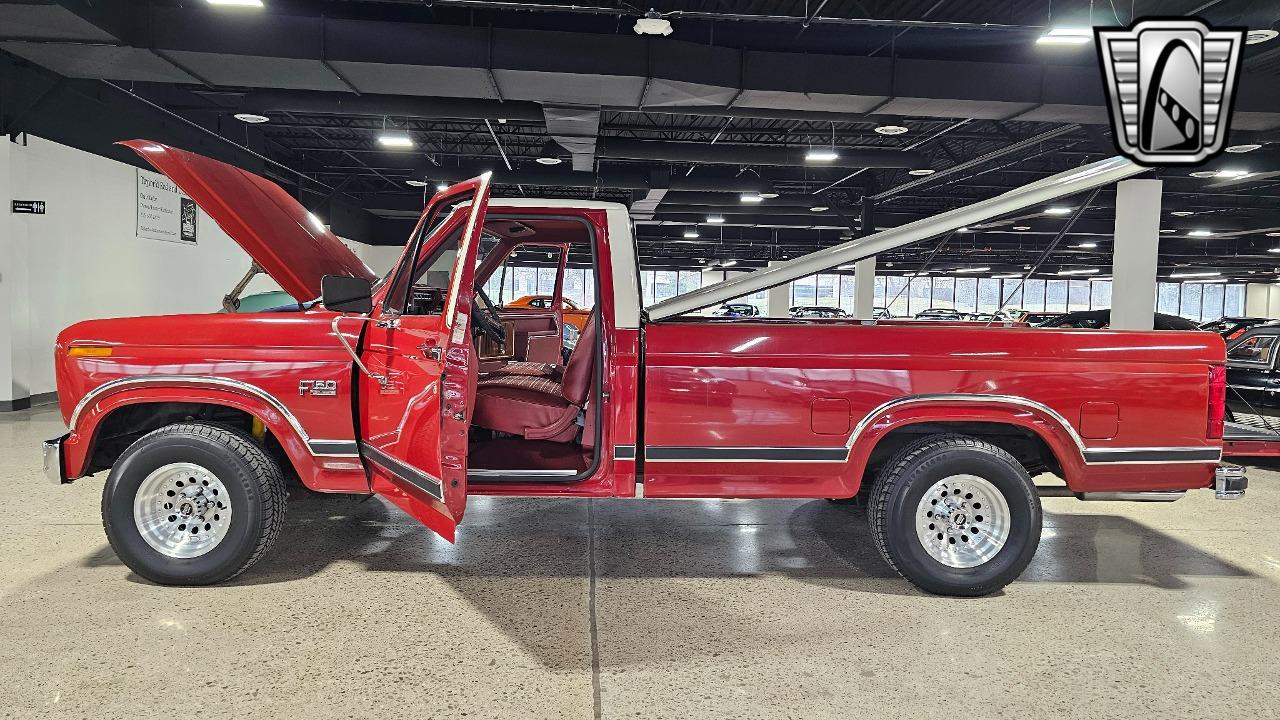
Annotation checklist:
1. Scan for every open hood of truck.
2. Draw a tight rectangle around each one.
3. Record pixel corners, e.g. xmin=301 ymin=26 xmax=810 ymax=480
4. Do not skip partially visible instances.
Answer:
xmin=120 ymin=140 xmax=377 ymax=303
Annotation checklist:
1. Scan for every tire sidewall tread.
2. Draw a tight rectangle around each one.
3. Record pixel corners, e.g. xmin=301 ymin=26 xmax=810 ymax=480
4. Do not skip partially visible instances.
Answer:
xmin=101 ymin=422 xmax=286 ymax=585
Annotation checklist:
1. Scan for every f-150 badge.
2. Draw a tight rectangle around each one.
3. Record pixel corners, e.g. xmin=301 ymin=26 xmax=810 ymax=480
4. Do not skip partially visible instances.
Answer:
xmin=1096 ymin=18 xmax=1244 ymax=165
xmin=299 ymin=379 xmax=338 ymax=397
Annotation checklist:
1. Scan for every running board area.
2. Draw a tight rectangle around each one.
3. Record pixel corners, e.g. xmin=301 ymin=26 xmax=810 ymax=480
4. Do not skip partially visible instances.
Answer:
xmin=1036 ymin=487 xmax=1186 ymax=502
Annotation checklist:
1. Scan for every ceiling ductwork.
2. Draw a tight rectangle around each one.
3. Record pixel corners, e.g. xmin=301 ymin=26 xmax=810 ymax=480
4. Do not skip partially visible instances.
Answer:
xmin=542 ymin=105 xmax=600 ymax=171
xmin=239 ymin=89 xmax=543 ymax=122
xmin=597 ymin=138 xmax=925 ymax=168
xmin=5 ymin=5 xmax=1277 ymax=130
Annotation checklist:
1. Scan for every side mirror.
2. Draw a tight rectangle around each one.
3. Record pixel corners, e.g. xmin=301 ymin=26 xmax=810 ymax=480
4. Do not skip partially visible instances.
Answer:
xmin=321 ymin=275 xmax=373 ymax=314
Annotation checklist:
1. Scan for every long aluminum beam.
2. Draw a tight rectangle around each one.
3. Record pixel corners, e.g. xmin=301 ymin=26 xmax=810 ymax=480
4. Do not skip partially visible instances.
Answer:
xmin=646 ymin=156 xmax=1146 ymax=321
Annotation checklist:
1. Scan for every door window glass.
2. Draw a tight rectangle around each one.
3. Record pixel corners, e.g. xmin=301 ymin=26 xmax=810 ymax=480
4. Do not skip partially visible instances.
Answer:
xmin=1229 ymin=335 xmax=1277 ymax=364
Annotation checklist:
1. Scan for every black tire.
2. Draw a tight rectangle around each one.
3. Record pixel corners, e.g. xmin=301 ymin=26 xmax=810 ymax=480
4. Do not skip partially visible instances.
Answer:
xmin=101 ymin=422 xmax=287 ymax=585
xmin=868 ymin=434 xmax=1041 ymax=597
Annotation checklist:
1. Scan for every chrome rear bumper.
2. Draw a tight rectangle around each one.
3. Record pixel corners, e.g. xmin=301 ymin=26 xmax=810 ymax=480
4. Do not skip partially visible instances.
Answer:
xmin=1215 ymin=463 xmax=1247 ymax=500
xmin=43 ymin=434 xmax=68 ymax=485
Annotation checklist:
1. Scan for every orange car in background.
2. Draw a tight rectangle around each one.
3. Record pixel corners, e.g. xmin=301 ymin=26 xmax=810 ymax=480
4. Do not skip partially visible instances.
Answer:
xmin=504 ymin=294 xmax=592 ymax=331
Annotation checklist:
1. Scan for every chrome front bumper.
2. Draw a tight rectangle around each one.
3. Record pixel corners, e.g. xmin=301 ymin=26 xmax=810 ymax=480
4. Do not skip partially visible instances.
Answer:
xmin=1215 ymin=463 xmax=1247 ymax=500
xmin=43 ymin=434 xmax=68 ymax=485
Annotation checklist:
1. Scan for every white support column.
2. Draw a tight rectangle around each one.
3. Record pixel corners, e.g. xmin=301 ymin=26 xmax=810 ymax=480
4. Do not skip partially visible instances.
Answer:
xmin=1245 ymin=284 xmax=1272 ymax=317
xmin=852 ymin=257 xmax=876 ymax=320
xmin=766 ymin=261 xmax=790 ymax=317
xmin=1110 ymin=179 xmax=1163 ymax=331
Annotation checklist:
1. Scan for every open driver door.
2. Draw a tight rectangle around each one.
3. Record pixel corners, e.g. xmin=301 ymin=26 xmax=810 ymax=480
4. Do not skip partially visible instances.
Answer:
xmin=357 ymin=174 xmax=492 ymax=541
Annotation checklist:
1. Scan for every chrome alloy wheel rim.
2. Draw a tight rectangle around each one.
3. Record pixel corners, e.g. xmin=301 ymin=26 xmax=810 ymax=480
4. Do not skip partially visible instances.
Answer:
xmin=914 ymin=474 xmax=1011 ymax=569
xmin=132 ymin=463 xmax=232 ymax=559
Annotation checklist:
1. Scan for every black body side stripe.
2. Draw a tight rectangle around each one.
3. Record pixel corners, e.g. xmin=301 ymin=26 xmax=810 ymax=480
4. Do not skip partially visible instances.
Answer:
xmin=645 ymin=446 xmax=848 ymax=462
xmin=308 ymin=440 xmax=360 ymax=455
xmin=359 ymin=442 xmax=445 ymax=501
xmin=1082 ymin=448 xmax=1221 ymax=463
xmin=614 ymin=445 xmax=636 ymax=460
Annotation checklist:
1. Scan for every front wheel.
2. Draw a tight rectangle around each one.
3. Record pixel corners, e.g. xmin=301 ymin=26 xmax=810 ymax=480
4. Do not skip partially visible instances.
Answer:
xmin=868 ymin=434 xmax=1041 ymax=596
xmin=102 ymin=423 xmax=287 ymax=585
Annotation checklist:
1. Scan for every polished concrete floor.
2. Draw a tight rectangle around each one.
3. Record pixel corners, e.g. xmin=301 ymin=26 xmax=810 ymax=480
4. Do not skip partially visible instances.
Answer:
xmin=3 ymin=405 xmax=1279 ymax=719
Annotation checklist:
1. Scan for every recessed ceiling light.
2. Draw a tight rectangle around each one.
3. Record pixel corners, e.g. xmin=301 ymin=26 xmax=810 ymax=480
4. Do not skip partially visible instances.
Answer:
xmin=1044 ymin=206 xmax=1073 ymax=215
xmin=406 ymin=179 xmax=428 ymax=187
xmin=1190 ymin=170 xmax=1219 ymax=178
xmin=1075 ymin=242 xmax=1098 ymax=249
xmin=809 ymin=206 xmax=830 ymax=212
xmin=1057 ymin=268 xmax=1100 ymax=276
xmin=805 ymin=149 xmax=839 ymax=162
xmin=683 ymin=230 xmax=700 ymax=239
xmin=875 ymin=125 xmax=909 ymax=136
xmin=1171 ymin=210 xmax=1195 ymax=217
xmin=1160 ymin=229 xmax=1176 ymax=234
xmin=1247 ymin=29 xmax=1278 ymax=45
xmin=907 ymin=168 xmax=935 ymax=176
xmin=740 ymin=193 xmax=764 ymax=203
xmin=233 ymin=112 xmax=269 ymax=124
xmin=1189 ymin=229 xmax=1214 ymax=237
xmin=378 ymin=134 xmax=414 ymax=148
xmin=1226 ymin=143 xmax=1263 ymax=153
xmin=207 ymin=0 xmax=263 ymax=6
xmin=758 ymin=192 xmax=779 ymax=199
xmin=954 ymin=266 xmax=991 ymax=273
xmin=707 ymin=215 xmax=725 ymax=224
xmin=536 ymin=156 xmax=563 ymax=166
xmin=1036 ymin=27 xmax=1092 ymax=45
xmin=1013 ymin=225 xmax=1032 ymax=231
xmin=1169 ymin=271 xmax=1221 ymax=279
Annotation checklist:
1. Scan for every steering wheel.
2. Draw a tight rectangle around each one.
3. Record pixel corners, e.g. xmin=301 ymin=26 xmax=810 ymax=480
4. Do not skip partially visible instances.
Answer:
xmin=472 ymin=286 xmax=507 ymax=345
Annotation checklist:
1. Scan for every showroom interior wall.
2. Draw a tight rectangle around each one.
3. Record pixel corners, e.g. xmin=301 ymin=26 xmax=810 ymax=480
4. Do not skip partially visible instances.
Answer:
xmin=0 ymin=136 xmax=395 ymax=410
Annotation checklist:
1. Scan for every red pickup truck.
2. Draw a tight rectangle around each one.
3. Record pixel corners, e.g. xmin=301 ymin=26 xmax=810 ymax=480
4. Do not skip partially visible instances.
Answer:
xmin=43 ymin=141 xmax=1245 ymax=596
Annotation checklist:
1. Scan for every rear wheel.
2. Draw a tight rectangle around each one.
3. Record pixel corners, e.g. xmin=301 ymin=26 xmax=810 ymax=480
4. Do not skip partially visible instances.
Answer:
xmin=102 ymin=423 xmax=286 ymax=585
xmin=868 ymin=434 xmax=1041 ymax=596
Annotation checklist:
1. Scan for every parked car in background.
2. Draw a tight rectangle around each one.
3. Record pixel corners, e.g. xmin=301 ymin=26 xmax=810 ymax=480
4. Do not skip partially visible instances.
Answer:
xmin=711 ymin=303 xmax=760 ymax=317
xmin=1199 ymin=316 xmax=1276 ymax=341
xmin=1034 ymin=310 xmax=1200 ymax=330
xmin=791 ymin=306 xmax=847 ymax=318
xmin=965 ymin=311 xmax=1014 ymax=322
xmin=872 ymin=306 xmax=893 ymax=319
xmin=914 ymin=308 xmax=964 ymax=320
xmin=1019 ymin=312 xmax=1065 ymax=326
xmin=1225 ymin=324 xmax=1280 ymax=420
xmin=504 ymin=294 xmax=592 ymax=331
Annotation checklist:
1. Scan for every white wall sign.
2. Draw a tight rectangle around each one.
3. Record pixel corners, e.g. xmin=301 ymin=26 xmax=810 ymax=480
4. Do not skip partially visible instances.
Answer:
xmin=136 ymin=168 xmax=197 ymax=244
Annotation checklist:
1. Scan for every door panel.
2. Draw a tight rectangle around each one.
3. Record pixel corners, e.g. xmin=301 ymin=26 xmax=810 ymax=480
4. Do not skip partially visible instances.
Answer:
xmin=358 ymin=174 xmax=492 ymax=541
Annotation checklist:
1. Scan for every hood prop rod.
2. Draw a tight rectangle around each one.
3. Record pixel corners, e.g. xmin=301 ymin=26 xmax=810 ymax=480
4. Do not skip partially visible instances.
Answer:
xmin=221 ymin=262 xmax=265 ymax=313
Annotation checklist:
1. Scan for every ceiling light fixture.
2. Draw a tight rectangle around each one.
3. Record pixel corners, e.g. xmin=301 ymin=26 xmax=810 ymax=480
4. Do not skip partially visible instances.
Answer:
xmin=758 ymin=192 xmax=779 ymax=199
xmin=875 ymin=124 xmax=909 ymax=136
xmin=740 ymin=193 xmax=765 ymax=203
xmin=406 ymin=179 xmax=428 ymax=187
xmin=1215 ymin=169 xmax=1253 ymax=179
xmin=1247 ymin=29 xmax=1278 ymax=45
xmin=683 ymin=228 xmax=700 ymax=239
xmin=1267 ymin=232 xmax=1280 ymax=237
xmin=1226 ymin=143 xmax=1263 ymax=153
xmin=720 ymin=260 xmax=738 ymax=267
xmin=992 ymin=273 xmax=1024 ymax=279
xmin=954 ymin=266 xmax=991 ymax=273
xmin=1268 ymin=248 xmax=1280 ymax=254
xmin=1036 ymin=27 xmax=1092 ymax=46
xmin=1189 ymin=229 xmax=1214 ymax=237
xmin=805 ymin=149 xmax=839 ymax=162
xmin=707 ymin=215 xmax=725 ymax=224
xmin=1012 ymin=225 xmax=1032 ymax=231
xmin=809 ymin=206 xmax=830 ymax=212
xmin=436 ymin=182 xmax=450 ymax=192
xmin=232 ymin=112 xmax=269 ymax=124
xmin=1169 ymin=271 xmax=1221 ymax=279
xmin=1044 ymin=206 xmax=1073 ymax=215
xmin=634 ymin=9 xmax=673 ymax=36
xmin=1057 ymin=268 xmax=1100 ymax=276
xmin=1160 ymin=229 xmax=1176 ymax=233
xmin=206 ymin=0 xmax=264 ymax=6
xmin=536 ymin=139 xmax=564 ymax=165
xmin=958 ymin=227 xmax=973 ymax=232
xmin=907 ymin=168 xmax=935 ymax=176
xmin=1172 ymin=210 xmax=1195 ymax=216
xmin=378 ymin=134 xmax=414 ymax=148
xmin=1189 ymin=170 xmax=1219 ymax=178
xmin=1075 ymin=242 xmax=1098 ymax=249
